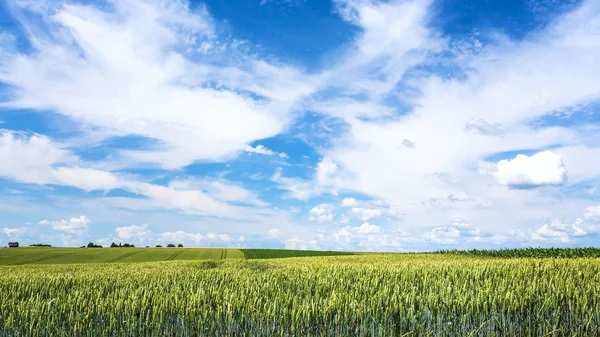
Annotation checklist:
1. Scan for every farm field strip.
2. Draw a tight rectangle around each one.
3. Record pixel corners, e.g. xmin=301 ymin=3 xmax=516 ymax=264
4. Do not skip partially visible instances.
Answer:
xmin=0 ymin=247 xmax=245 ymax=265
xmin=240 ymin=248 xmax=354 ymax=259
xmin=0 ymin=254 xmax=598 ymax=336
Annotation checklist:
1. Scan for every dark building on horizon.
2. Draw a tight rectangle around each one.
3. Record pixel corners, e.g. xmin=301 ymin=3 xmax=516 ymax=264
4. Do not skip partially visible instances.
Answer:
xmin=8 ymin=242 xmax=19 ymax=248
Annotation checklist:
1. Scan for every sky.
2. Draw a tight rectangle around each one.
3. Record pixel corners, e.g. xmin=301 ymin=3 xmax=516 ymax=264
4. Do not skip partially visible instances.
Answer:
xmin=0 ymin=0 xmax=599 ymax=251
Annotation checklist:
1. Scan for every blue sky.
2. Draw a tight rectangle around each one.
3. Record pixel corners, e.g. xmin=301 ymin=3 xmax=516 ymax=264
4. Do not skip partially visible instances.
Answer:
xmin=1 ymin=0 xmax=599 ymax=250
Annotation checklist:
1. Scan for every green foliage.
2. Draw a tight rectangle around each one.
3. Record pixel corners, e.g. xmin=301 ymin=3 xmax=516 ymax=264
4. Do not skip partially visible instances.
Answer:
xmin=177 ymin=243 xmax=183 ymax=247
xmin=241 ymin=248 xmax=354 ymax=259
xmin=198 ymin=260 xmax=221 ymax=269
xmin=86 ymin=242 xmax=102 ymax=248
xmin=155 ymin=245 xmax=162 ymax=248
xmin=0 ymin=255 xmax=599 ymax=336
xmin=109 ymin=242 xmax=135 ymax=248
xmin=28 ymin=244 xmax=52 ymax=247
xmin=436 ymin=247 xmax=600 ymax=258
xmin=167 ymin=244 xmax=176 ymax=248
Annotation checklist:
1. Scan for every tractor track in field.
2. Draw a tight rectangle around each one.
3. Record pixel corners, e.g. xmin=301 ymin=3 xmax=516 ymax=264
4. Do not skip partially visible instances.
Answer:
xmin=107 ymin=251 xmax=138 ymax=263
xmin=13 ymin=253 xmax=70 ymax=265
xmin=166 ymin=250 xmax=185 ymax=261
xmin=220 ymin=249 xmax=228 ymax=260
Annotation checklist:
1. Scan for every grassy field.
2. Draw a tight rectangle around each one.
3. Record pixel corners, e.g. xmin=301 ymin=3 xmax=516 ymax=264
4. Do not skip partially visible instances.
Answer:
xmin=240 ymin=248 xmax=354 ymax=259
xmin=0 ymin=247 xmax=245 ymax=265
xmin=1 ymin=253 xmax=599 ymax=336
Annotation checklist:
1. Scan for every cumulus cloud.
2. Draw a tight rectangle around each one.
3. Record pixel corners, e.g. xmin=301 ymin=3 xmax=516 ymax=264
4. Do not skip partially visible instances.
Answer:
xmin=309 ymin=204 xmax=335 ymax=223
xmin=351 ymin=207 xmax=382 ymax=221
xmin=531 ymin=219 xmax=588 ymax=243
xmin=268 ymin=228 xmax=283 ymax=238
xmin=423 ymin=220 xmax=506 ymax=244
xmin=98 ymin=225 xmax=240 ymax=247
xmin=584 ymin=205 xmax=600 ymax=219
xmin=341 ymin=197 xmax=358 ymax=207
xmin=2 ymin=227 xmax=28 ymax=238
xmin=273 ymin=158 xmax=341 ymax=199
xmin=245 ymin=144 xmax=288 ymax=159
xmin=490 ymin=151 xmax=567 ymax=189
xmin=115 ymin=224 xmax=152 ymax=242
xmin=341 ymin=198 xmax=399 ymax=221
xmin=160 ymin=231 xmax=234 ymax=245
xmin=40 ymin=215 xmax=89 ymax=235
xmin=331 ymin=222 xmax=404 ymax=250
xmin=284 ymin=237 xmax=319 ymax=250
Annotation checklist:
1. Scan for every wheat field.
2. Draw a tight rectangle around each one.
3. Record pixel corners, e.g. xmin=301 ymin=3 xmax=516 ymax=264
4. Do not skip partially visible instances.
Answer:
xmin=1 ymin=254 xmax=599 ymax=336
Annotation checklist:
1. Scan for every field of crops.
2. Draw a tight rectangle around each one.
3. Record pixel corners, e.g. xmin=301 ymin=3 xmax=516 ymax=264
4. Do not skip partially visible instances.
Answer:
xmin=436 ymin=247 xmax=600 ymax=258
xmin=0 ymin=247 xmax=244 ymax=265
xmin=1 ymin=254 xmax=599 ymax=336
xmin=240 ymin=248 xmax=354 ymax=259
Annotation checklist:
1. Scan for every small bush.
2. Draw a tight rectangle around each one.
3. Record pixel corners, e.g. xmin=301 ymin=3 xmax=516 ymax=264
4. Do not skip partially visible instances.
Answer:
xmin=177 ymin=244 xmax=183 ymax=247
xmin=155 ymin=245 xmax=162 ymax=248
xmin=167 ymin=244 xmax=176 ymax=248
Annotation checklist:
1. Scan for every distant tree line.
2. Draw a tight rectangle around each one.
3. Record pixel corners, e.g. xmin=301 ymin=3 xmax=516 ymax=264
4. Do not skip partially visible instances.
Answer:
xmin=29 ymin=244 xmax=52 ymax=247
xmin=82 ymin=242 xmax=102 ymax=248
xmin=78 ymin=242 xmax=185 ymax=248
xmin=110 ymin=242 xmax=135 ymax=248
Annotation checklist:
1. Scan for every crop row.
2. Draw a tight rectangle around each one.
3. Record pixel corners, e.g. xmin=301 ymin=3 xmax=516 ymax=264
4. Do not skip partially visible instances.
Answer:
xmin=435 ymin=247 xmax=600 ymax=258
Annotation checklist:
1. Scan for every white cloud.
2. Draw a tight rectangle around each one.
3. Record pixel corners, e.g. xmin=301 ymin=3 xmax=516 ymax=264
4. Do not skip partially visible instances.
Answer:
xmin=268 ymin=228 xmax=282 ymax=238
xmin=2 ymin=227 xmax=28 ymax=238
xmin=584 ymin=205 xmax=600 ymax=219
xmin=338 ymin=213 xmax=351 ymax=224
xmin=309 ymin=203 xmax=334 ymax=223
xmin=168 ymin=178 xmax=266 ymax=206
xmin=160 ymin=231 xmax=234 ymax=245
xmin=351 ymin=207 xmax=382 ymax=221
xmin=423 ymin=220 xmax=505 ymax=245
xmin=0 ymin=131 xmax=279 ymax=219
xmin=531 ymin=219 xmax=589 ymax=243
xmin=335 ymin=222 xmax=381 ymax=239
xmin=341 ymin=197 xmax=357 ymax=207
xmin=40 ymin=215 xmax=89 ymax=235
xmin=423 ymin=226 xmax=460 ymax=244
xmin=245 ymin=145 xmax=274 ymax=156
xmin=115 ymin=224 xmax=152 ymax=242
xmin=0 ymin=0 xmax=316 ymax=169
xmin=489 ymin=151 xmax=567 ymax=189
xmin=330 ymin=222 xmax=403 ymax=250
xmin=0 ymin=131 xmax=75 ymax=185
xmin=356 ymin=222 xmax=382 ymax=234
xmin=284 ymin=237 xmax=318 ymax=250
xmin=244 ymin=144 xmax=289 ymax=160
xmin=315 ymin=158 xmax=338 ymax=185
